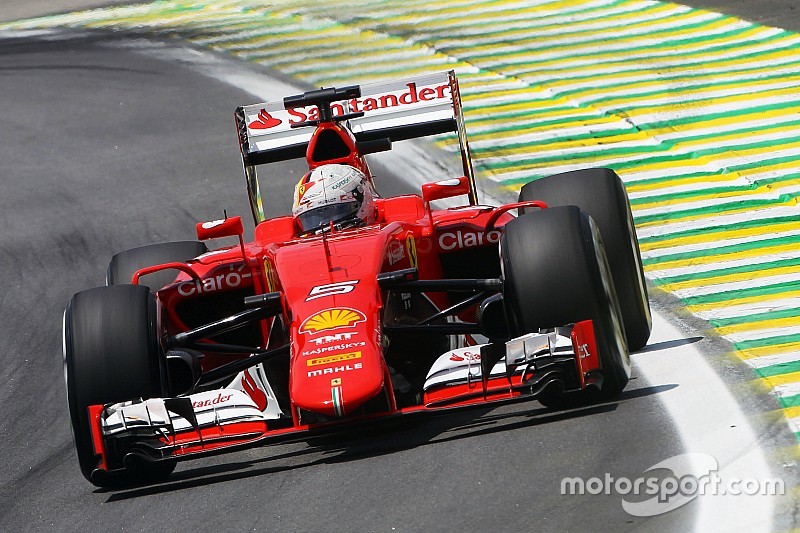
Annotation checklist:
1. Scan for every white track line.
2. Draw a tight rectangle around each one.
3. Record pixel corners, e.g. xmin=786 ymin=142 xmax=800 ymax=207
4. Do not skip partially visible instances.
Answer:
xmin=636 ymin=312 xmax=774 ymax=533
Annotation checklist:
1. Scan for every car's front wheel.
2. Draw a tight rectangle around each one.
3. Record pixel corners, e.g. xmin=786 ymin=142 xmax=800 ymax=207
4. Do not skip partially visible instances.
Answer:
xmin=63 ymin=284 xmax=175 ymax=486
xmin=501 ymin=205 xmax=630 ymax=402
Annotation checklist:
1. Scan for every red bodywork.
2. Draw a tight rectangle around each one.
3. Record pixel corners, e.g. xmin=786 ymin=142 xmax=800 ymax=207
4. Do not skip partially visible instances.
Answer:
xmin=160 ymin=195 xmax=521 ymax=417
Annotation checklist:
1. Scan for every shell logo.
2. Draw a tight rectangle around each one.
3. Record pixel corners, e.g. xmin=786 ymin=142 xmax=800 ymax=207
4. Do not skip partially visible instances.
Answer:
xmin=300 ymin=308 xmax=366 ymax=335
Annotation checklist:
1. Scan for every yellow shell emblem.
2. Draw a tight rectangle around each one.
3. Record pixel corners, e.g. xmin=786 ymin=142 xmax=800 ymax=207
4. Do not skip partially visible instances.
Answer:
xmin=300 ymin=308 xmax=365 ymax=334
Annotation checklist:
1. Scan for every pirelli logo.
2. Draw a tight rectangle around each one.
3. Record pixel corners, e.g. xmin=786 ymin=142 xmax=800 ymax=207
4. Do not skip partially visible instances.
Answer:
xmin=307 ymin=351 xmax=362 ymax=367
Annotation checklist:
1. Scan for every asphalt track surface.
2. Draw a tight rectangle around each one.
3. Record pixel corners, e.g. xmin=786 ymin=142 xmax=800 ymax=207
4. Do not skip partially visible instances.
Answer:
xmin=0 ymin=30 xmax=713 ymax=532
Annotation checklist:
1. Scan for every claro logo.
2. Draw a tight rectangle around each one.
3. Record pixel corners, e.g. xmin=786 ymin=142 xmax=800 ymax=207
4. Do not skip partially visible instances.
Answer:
xmin=177 ymin=264 xmax=251 ymax=296
xmin=438 ymin=229 xmax=502 ymax=251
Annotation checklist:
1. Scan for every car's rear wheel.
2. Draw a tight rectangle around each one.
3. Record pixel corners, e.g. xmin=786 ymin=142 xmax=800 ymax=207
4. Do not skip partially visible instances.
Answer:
xmin=63 ymin=284 xmax=175 ymax=486
xmin=501 ymin=206 xmax=630 ymax=403
xmin=107 ymin=240 xmax=207 ymax=291
xmin=519 ymin=168 xmax=651 ymax=351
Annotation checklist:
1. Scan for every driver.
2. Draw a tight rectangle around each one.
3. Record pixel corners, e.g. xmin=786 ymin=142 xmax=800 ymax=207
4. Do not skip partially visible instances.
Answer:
xmin=292 ymin=164 xmax=378 ymax=234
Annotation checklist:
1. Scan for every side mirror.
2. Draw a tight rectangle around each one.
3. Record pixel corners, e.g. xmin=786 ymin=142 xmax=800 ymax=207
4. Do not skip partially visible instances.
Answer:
xmin=421 ymin=176 xmax=471 ymax=204
xmin=196 ymin=216 xmax=244 ymax=241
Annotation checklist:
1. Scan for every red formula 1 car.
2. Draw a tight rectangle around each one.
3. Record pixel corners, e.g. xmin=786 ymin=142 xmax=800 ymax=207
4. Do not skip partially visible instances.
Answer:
xmin=63 ymin=71 xmax=651 ymax=486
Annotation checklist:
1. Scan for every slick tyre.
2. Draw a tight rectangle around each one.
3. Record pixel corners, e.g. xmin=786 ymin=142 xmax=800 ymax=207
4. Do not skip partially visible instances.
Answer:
xmin=63 ymin=284 xmax=175 ymax=486
xmin=519 ymin=168 xmax=651 ymax=350
xmin=501 ymin=206 xmax=631 ymax=402
xmin=107 ymin=240 xmax=207 ymax=291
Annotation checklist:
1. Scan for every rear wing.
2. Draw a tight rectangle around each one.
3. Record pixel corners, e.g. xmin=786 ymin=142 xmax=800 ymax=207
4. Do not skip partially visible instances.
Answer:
xmin=234 ymin=70 xmax=476 ymax=224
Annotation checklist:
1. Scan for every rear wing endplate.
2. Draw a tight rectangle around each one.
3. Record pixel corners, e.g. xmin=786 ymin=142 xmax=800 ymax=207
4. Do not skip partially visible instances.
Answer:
xmin=234 ymin=70 xmax=476 ymax=224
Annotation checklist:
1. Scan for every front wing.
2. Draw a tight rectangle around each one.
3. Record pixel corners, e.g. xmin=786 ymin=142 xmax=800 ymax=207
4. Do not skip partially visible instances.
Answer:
xmin=86 ymin=321 xmax=601 ymax=479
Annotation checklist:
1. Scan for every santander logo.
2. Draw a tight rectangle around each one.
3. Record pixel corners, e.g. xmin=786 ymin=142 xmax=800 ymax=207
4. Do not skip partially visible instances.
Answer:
xmin=241 ymin=371 xmax=268 ymax=411
xmin=191 ymin=392 xmax=232 ymax=409
xmin=248 ymin=109 xmax=282 ymax=130
xmin=450 ymin=351 xmax=481 ymax=362
xmin=247 ymin=82 xmax=451 ymax=133
xmin=288 ymin=82 xmax=450 ymax=124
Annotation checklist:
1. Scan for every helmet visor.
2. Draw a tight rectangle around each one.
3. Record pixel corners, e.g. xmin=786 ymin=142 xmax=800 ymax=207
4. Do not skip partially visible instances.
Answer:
xmin=296 ymin=201 xmax=360 ymax=233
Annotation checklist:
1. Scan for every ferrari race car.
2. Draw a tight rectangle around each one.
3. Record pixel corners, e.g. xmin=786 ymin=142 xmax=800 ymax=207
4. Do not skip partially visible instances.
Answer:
xmin=63 ymin=70 xmax=651 ymax=486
